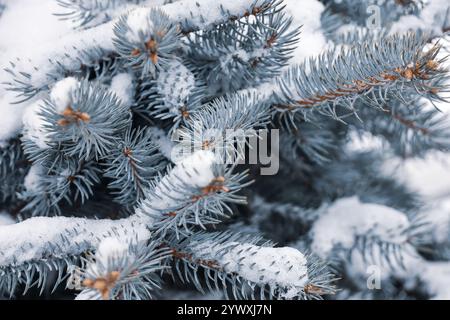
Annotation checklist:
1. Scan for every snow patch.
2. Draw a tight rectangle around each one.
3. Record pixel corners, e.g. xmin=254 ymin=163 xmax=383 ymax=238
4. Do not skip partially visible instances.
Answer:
xmin=95 ymin=237 xmax=129 ymax=266
xmin=222 ymin=244 xmax=309 ymax=289
xmin=193 ymin=239 xmax=310 ymax=295
xmin=311 ymin=197 xmax=410 ymax=258
xmin=110 ymin=73 xmax=134 ymax=107
xmin=419 ymin=262 xmax=450 ymax=299
xmin=50 ymin=77 xmax=79 ymax=112
xmin=22 ymin=100 xmax=50 ymax=149
xmin=23 ymin=163 xmax=44 ymax=193
xmin=164 ymin=0 xmax=256 ymax=31
xmin=125 ymin=9 xmax=155 ymax=41
xmin=346 ymin=130 xmax=385 ymax=153
xmin=136 ymin=150 xmax=216 ymax=216
xmin=157 ymin=60 xmax=196 ymax=112
xmin=421 ymin=199 xmax=450 ymax=243
xmin=147 ymin=127 xmax=174 ymax=161
xmin=0 ymin=211 xmax=15 ymax=225
xmin=284 ymin=0 xmax=327 ymax=64
xmin=382 ymin=152 xmax=450 ymax=200
xmin=390 ymin=0 xmax=450 ymax=35
xmin=0 ymin=93 xmax=29 ymax=143
xmin=0 ymin=214 xmax=150 ymax=267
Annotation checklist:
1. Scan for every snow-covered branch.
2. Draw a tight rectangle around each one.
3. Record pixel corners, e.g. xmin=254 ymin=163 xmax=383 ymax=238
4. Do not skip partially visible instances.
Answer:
xmin=4 ymin=0 xmax=270 ymax=101
xmin=0 ymin=149 xmax=218 ymax=268
xmin=171 ymin=232 xmax=335 ymax=299
xmin=0 ymin=215 xmax=149 ymax=268
xmin=310 ymin=197 xmax=425 ymax=267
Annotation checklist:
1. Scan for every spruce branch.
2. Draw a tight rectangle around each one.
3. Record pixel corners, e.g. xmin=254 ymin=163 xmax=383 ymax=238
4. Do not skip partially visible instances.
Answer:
xmin=2 ymin=0 xmax=450 ymax=301
xmin=177 ymin=90 xmax=271 ymax=162
xmin=186 ymin=1 xmax=300 ymax=92
xmin=0 ymin=253 xmax=81 ymax=298
xmin=18 ymin=161 xmax=102 ymax=217
xmin=168 ymin=231 xmax=336 ymax=299
xmin=103 ymin=127 xmax=167 ymax=208
xmin=55 ymin=0 xmax=164 ymax=29
xmin=0 ymin=213 xmax=151 ymax=297
xmin=76 ymin=237 xmax=170 ymax=300
xmin=277 ymin=119 xmax=345 ymax=166
xmin=137 ymin=150 xmax=250 ymax=239
xmin=3 ymin=0 xmax=275 ymax=102
xmin=4 ymin=47 xmax=119 ymax=104
xmin=273 ymin=33 xmax=449 ymax=121
xmin=353 ymin=98 xmax=450 ymax=157
xmin=113 ymin=8 xmax=182 ymax=79
xmin=0 ymin=149 xmax=244 ymax=291
xmin=40 ymin=79 xmax=131 ymax=161
xmin=310 ymin=197 xmax=428 ymax=269
xmin=0 ymin=139 xmax=28 ymax=203
xmin=0 ymin=214 xmax=150 ymax=268
xmin=144 ymin=59 xmax=205 ymax=130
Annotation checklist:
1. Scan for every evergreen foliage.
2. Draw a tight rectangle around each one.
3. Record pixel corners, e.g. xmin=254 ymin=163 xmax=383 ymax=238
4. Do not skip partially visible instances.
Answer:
xmin=1 ymin=0 xmax=450 ymax=300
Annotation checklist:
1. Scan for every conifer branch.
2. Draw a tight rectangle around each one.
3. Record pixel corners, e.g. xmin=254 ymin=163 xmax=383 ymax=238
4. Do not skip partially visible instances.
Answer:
xmin=273 ymin=33 xmax=449 ymax=120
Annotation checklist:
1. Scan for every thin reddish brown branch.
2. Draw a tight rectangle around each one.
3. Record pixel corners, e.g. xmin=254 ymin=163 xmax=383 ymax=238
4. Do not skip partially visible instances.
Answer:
xmin=123 ymin=147 xmax=144 ymax=199
xmin=170 ymin=248 xmax=222 ymax=270
xmin=386 ymin=110 xmax=430 ymax=135
xmin=275 ymin=59 xmax=439 ymax=111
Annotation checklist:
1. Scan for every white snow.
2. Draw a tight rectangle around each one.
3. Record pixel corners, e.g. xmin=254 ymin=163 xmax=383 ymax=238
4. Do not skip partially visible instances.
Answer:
xmin=284 ymin=0 xmax=327 ymax=64
xmin=0 ymin=0 xmax=72 ymax=55
xmin=310 ymin=197 xmax=410 ymax=258
xmin=0 ymin=211 xmax=15 ymax=225
xmin=157 ymin=60 xmax=196 ymax=112
xmin=136 ymin=150 xmax=216 ymax=216
xmin=346 ymin=130 xmax=385 ymax=153
xmin=0 ymin=0 xmax=74 ymax=143
xmin=390 ymin=0 xmax=450 ymax=35
xmin=95 ymin=237 xmax=129 ymax=266
xmin=171 ymin=149 xmax=216 ymax=186
xmin=50 ymin=77 xmax=79 ymax=113
xmin=193 ymin=239 xmax=309 ymax=295
xmin=382 ymin=152 xmax=450 ymax=200
xmin=22 ymin=100 xmax=50 ymax=149
xmin=222 ymin=244 xmax=309 ymax=289
xmin=418 ymin=262 xmax=450 ymax=299
xmin=23 ymin=163 xmax=44 ymax=192
xmin=0 ymin=93 xmax=29 ymax=144
xmin=110 ymin=73 xmax=134 ymax=107
xmin=164 ymin=0 xmax=257 ymax=31
xmin=220 ymin=49 xmax=250 ymax=68
xmin=125 ymin=9 xmax=155 ymax=41
xmin=390 ymin=15 xmax=427 ymax=35
xmin=421 ymin=198 xmax=450 ymax=243
xmin=0 ymin=214 xmax=150 ymax=267
xmin=147 ymin=126 xmax=175 ymax=161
